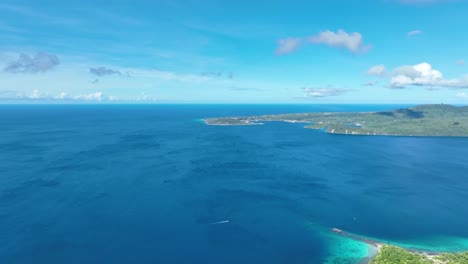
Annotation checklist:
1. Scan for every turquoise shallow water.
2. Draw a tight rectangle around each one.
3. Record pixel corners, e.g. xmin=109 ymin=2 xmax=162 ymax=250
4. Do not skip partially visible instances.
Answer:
xmin=1 ymin=104 xmax=468 ymax=263
xmin=306 ymin=223 xmax=377 ymax=263
xmin=324 ymin=234 xmax=376 ymax=264
xmin=320 ymin=229 xmax=468 ymax=262
xmin=364 ymin=234 xmax=468 ymax=253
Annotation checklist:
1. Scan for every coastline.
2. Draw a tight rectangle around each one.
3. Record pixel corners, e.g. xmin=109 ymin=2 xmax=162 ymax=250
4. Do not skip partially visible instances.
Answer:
xmin=203 ymin=104 xmax=468 ymax=138
xmin=329 ymin=228 xmax=383 ymax=263
xmin=203 ymin=119 xmax=468 ymax=138
xmin=329 ymin=228 xmax=468 ymax=263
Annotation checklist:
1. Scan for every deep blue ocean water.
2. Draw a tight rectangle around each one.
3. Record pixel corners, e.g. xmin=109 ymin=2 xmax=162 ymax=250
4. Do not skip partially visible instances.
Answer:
xmin=1 ymin=104 xmax=468 ymax=264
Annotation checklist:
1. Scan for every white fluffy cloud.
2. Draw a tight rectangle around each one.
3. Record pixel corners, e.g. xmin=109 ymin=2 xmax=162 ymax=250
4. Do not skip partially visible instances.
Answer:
xmin=303 ymin=87 xmax=351 ymax=97
xmin=276 ymin=38 xmax=302 ymax=55
xmin=367 ymin=64 xmax=386 ymax=77
xmin=308 ymin=30 xmax=370 ymax=53
xmin=391 ymin=62 xmax=468 ymax=88
xmin=407 ymin=30 xmax=423 ymax=37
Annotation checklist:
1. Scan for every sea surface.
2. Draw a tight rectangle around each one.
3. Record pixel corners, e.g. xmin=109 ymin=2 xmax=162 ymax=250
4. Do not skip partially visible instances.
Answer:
xmin=1 ymin=104 xmax=468 ymax=264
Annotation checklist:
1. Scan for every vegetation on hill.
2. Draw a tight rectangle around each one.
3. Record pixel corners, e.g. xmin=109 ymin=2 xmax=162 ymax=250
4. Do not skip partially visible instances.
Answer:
xmin=370 ymin=245 xmax=468 ymax=264
xmin=204 ymin=104 xmax=468 ymax=137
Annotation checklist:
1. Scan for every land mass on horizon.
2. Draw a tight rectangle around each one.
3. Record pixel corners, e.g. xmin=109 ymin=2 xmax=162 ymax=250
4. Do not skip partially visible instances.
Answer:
xmin=204 ymin=104 xmax=468 ymax=137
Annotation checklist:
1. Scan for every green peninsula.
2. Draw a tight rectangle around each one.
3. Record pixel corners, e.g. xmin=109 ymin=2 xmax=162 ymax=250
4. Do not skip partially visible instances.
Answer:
xmin=204 ymin=104 xmax=468 ymax=137
xmin=328 ymin=228 xmax=468 ymax=263
xmin=371 ymin=245 xmax=468 ymax=264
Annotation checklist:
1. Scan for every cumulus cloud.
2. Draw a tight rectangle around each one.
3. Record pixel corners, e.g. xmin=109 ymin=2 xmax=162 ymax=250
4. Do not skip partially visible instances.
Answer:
xmin=89 ymin=67 xmax=121 ymax=76
xmin=276 ymin=37 xmax=302 ymax=55
xmin=303 ymin=87 xmax=351 ymax=97
xmin=391 ymin=62 xmax=468 ymax=88
xmin=4 ymin=52 xmax=60 ymax=73
xmin=367 ymin=64 xmax=386 ymax=77
xmin=408 ymin=30 xmax=423 ymax=37
xmin=456 ymin=92 xmax=468 ymax=98
xmin=308 ymin=30 xmax=370 ymax=53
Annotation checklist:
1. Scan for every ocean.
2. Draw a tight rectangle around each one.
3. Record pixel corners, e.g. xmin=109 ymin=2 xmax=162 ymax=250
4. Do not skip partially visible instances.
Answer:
xmin=1 ymin=104 xmax=468 ymax=264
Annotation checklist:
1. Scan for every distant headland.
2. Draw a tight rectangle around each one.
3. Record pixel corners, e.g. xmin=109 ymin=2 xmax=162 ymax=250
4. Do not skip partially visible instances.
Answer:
xmin=204 ymin=104 xmax=468 ymax=137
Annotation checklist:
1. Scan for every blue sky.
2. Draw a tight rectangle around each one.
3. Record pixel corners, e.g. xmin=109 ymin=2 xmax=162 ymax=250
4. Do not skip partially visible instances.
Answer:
xmin=1 ymin=0 xmax=468 ymax=103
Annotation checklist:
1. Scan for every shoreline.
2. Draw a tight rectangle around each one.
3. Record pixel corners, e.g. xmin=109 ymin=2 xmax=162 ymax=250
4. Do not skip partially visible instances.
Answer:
xmin=203 ymin=104 xmax=468 ymax=138
xmin=330 ymin=228 xmax=468 ymax=263
xmin=330 ymin=228 xmax=383 ymax=263
xmin=204 ymin=119 xmax=468 ymax=138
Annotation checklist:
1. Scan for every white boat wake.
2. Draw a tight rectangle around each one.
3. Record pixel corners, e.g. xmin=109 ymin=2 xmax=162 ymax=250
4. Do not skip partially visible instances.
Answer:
xmin=210 ymin=220 xmax=230 ymax=225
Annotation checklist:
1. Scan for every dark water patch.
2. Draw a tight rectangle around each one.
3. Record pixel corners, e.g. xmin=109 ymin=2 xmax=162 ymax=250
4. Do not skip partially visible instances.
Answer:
xmin=16 ymin=129 xmax=79 ymax=137
xmin=273 ymin=140 xmax=316 ymax=149
xmin=70 ymin=192 xmax=111 ymax=208
xmin=0 ymin=142 xmax=48 ymax=154
xmin=165 ymin=146 xmax=198 ymax=155
xmin=118 ymin=133 xmax=162 ymax=149
xmin=191 ymin=160 xmax=266 ymax=170
xmin=0 ymin=178 xmax=60 ymax=202
xmin=5 ymin=239 xmax=75 ymax=264
xmin=206 ymin=223 xmax=267 ymax=246
xmin=363 ymin=186 xmax=416 ymax=198
xmin=42 ymin=161 xmax=104 ymax=174
xmin=268 ymin=181 xmax=328 ymax=193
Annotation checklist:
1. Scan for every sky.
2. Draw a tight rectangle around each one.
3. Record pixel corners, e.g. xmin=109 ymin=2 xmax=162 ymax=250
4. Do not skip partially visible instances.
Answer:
xmin=1 ymin=0 xmax=468 ymax=104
